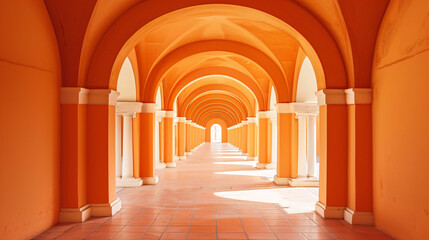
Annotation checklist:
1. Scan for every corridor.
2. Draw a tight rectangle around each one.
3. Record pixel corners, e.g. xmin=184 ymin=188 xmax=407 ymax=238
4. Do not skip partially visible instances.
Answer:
xmin=34 ymin=143 xmax=393 ymax=240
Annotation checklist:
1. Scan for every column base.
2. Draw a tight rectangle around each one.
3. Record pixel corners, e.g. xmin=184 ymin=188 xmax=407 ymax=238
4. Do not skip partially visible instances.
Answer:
xmin=142 ymin=176 xmax=159 ymax=185
xmin=344 ymin=208 xmax=374 ymax=225
xmin=90 ymin=198 xmax=121 ymax=217
xmin=179 ymin=156 xmax=186 ymax=160
xmin=315 ymin=201 xmax=345 ymax=219
xmin=116 ymin=177 xmax=143 ymax=187
xmin=166 ymin=162 xmax=176 ymax=168
xmin=274 ymin=175 xmax=290 ymax=185
xmin=156 ymin=162 xmax=166 ymax=169
xmin=59 ymin=204 xmax=91 ymax=223
xmin=173 ymin=156 xmax=179 ymax=162
xmin=265 ymin=163 xmax=276 ymax=169
xmin=255 ymin=162 xmax=268 ymax=169
xmin=246 ymin=156 xmax=256 ymax=160
xmin=185 ymin=152 xmax=192 ymax=156
xmin=288 ymin=178 xmax=319 ymax=187
xmin=241 ymin=153 xmax=247 ymax=156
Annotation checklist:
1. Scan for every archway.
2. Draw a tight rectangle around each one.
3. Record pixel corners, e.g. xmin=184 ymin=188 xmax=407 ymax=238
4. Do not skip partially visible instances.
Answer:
xmin=210 ymin=124 xmax=222 ymax=143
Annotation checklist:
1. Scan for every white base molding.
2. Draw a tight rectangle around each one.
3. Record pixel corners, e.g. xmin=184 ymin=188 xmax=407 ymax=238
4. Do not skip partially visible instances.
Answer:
xmin=241 ymin=153 xmax=248 ymax=156
xmin=156 ymin=162 xmax=166 ymax=169
xmin=166 ymin=162 xmax=176 ymax=168
xmin=142 ymin=176 xmax=159 ymax=185
xmin=246 ymin=156 xmax=255 ymax=160
xmin=344 ymin=208 xmax=374 ymax=225
xmin=179 ymin=156 xmax=186 ymax=160
xmin=173 ymin=156 xmax=179 ymax=162
xmin=288 ymin=178 xmax=319 ymax=187
xmin=274 ymin=175 xmax=290 ymax=185
xmin=315 ymin=201 xmax=345 ymax=219
xmin=116 ymin=177 xmax=143 ymax=187
xmin=90 ymin=198 xmax=121 ymax=217
xmin=185 ymin=152 xmax=192 ymax=156
xmin=59 ymin=204 xmax=91 ymax=222
xmin=255 ymin=163 xmax=268 ymax=169
xmin=265 ymin=163 xmax=277 ymax=169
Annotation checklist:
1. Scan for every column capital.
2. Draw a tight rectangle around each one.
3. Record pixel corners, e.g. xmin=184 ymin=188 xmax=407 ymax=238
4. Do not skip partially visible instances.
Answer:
xmin=164 ymin=111 xmax=175 ymax=118
xmin=177 ymin=117 xmax=186 ymax=122
xmin=155 ymin=110 xmax=166 ymax=119
xmin=316 ymin=88 xmax=372 ymax=106
xmin=186 ymin=120 xmax=192 ymax=124
xmin=276 ymin=102 xmax=318 ymax=114
xmin=141 ymin=103 xmax=158 ymax=113
xmin=247 ymin=117 xmax=257 ymax=123
xmin=242 ymin=121 xmax=248 ymax=125
xmin=116 ymin=102 xmax=143 ymax=115
xmin=61 ymin=87 xmax=120 ymax=106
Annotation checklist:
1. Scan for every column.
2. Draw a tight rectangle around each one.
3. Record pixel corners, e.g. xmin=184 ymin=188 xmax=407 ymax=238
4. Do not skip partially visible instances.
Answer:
xmin=155 ymin=111 xmax=165 ymax=169
xmin=256 ymin=112 xmax=269 ymax=169
xmin=307 ymin=115 xmax=317 ymax=178
xmin=186 ymin=120 xmax=192 ymax=155
xmin=296 ymin=114 xmax=308 ymax=178
xmin=269 ymin=116 xmax=277 ymax=169
xmin=246 ymin=118 xmax=256 ymax=160
xmin=163 ymin=111 xmax=175 ymax=168
xmin=344 ymin=88 xmax=374 ymax=225
xmin=139 ymin=103 xmax=159 ymax=185
xmin=115 ymin=115 xmax=122 ymax=178
xmin=177 ymin=117 xmax=186 ymax=160
xmin=314 ymin=89 xmax=348 ymax=219
xmin=241 ymin=121 xmax=248 ymax=155
xmin=116 ymin=113 xmax=143 ymax=187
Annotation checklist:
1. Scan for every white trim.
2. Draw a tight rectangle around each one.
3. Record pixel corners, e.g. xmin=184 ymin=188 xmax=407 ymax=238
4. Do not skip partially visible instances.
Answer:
xmin=116 ymin=102 xmax=143 ymax=115
xmin=344 ymin=208 xmax=374 ymax=225
xmin=116 ymin=177 xmax=143 ymax=187
xmin=164 ymin=111 xmax=175 ymax=118
xmin=315 ymin=201 xmax=345 ymax=219
xmin=274 ymin=175 xmax=290 ymax=185
xmin=87 ymin=89 xmax=119 ymax=106
xmin=61 ymin=87 xmax=89 ymax=104
xmin=141 ymin=103 xmax=158 ymax=113
xmin=59 ymin=204 xmax=91 ymax=223
xmin=288 ymin=178 xmax=319 ymax=187
xmin=179 ymin=156 xmax=186 ymax=160
xmin=178 ymin=117 xmax=186 ymax=122
xmin=142 ymin=176 xmax=159 ymax=185
xmin=276 ymin=102 xmax=318 ymax=113
xmin=257 ymin=111 xmax=270 ymax=118
xmin=90 ymin=198 xmax=121 ymax=217
xmin=247 ymin=117 xmax=257 ymax=123
xmin=186 ymin=120 xmax=192 ymax=124
xmin=166 ymin=162 xmax=176 ymax=168
xmin=256 ymin=163 xmax=269 ymax=169
xmin=345 ymin=88 xmax=372 ymax=104
xmin=316 ymin=89 xmax=346 ymax=106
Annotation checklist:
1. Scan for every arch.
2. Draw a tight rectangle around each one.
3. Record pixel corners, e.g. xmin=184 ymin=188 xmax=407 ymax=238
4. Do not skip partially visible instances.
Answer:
xmin=210 ymin=124 xmax=222 ymax=142
xmin=185 ymin=96 xmax=247 ymax=121
xmin=85 ymin=2 xmax=348 ymax=100
xmin=295 ymin=57 xmax=318 ymax=102
xmin=167 ymin=67 xmax=264 ymax=110
xmin=205 ymin=119 xmax=227 ymax=142
xmin=117 ymin=57 xmax=137 ymax=101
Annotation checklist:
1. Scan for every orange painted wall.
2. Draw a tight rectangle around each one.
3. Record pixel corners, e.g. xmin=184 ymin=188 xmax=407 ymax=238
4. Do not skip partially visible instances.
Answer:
xmin=372 ymin=1 xmax=429 ymax=238
xmin=0 ymin=0 xmax=61 ymax=239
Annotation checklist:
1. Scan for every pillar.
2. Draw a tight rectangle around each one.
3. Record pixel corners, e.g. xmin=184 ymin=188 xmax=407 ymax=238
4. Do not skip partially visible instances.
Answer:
xmin=177 ymin=117 xmax=186 ymax=160
xmin=314 ymin=89 xmax=348 ymax=219
xmin=163 ymin=111 xmax=176 ymax=168
xmin=247 ymin=118 xmax=256 ymax=160
xmin=344 ymin=89 xmax=374 ymax=225
xmin=256 ymin=112 xmax=269 ymax=169
xmin=296 ymin=114 xmax=308 ymax=178
xmin=155 ymin=111 xmax=165 ymax=169
xmin=186 ymin=120 xmax=192 ymax=155
xmin=241 ymin=121 xmax=248 ymax=154
xmin=139 ymin=103 xmax=159 ymax=185
xmin=270 ymin=116 xmax=277 ymax=168
xmin=115 ymin=115 xmax=122 ymax=178
xmin=307 ymin=115 xmax=317 ymax=178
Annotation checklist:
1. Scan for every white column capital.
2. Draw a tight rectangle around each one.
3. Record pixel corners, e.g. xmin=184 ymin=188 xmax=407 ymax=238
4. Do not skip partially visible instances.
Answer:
xmin=164 ymin=110 xmax=175 ymax=118
xmin=242 ymin=121 xmax=248 ymax=125
xmin=345 ymin=88 xmax=372 ymax=104
xmin=186 ymin=120 xmax=192 ymax=124
xmin=276 ymin=102 xmax=318 ymax=114
xmin=61 ymin=88 xmax=121 ymax=106
xmin=156 ymin=110 xmax=166 ymax=120
xmin=247 ymin=117 xmax=257 ymax=123
xmin=116 ymin=102 xmax=143 ymax=115
xmin=141 ymin=103 xmax=158 ymax=113
xmin=177 ymin=117 xmax=186 ymax=122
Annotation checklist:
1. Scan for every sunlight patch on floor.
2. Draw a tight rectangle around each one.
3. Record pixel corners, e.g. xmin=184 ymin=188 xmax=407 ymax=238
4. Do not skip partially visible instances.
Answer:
xmin=214 ymin=188 xmax=318 ymax=214
xmin=213 ymin=161 xmax=257 ymax=166
xmin=212 ymin=156 xmax=248 ymax=159
xmin=214 ymin=169 xmax=276 ymax=179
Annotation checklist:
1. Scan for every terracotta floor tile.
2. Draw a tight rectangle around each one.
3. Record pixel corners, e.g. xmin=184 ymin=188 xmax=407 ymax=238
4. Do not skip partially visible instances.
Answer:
xmin=187 ymin=232 xmax=217 ymax=239
xmin=36 ymin=143 xmax=394 ymax=240
xmin=247 ymin=232 xmax=278 ymax=239
xmin=276 ymin=232 xmax=307 ymax=240
xmin=217 ymin=225 xmax=244 ymax=232
xmin=217 ymin=232 xmax=248 ymax=239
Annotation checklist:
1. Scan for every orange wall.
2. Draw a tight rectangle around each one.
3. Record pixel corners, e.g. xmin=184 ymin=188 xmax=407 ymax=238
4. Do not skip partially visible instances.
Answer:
xmin=372 ymin=1 xmax=429 ymax=239
xmin=0 ymin=0 xmax=61 ymax=239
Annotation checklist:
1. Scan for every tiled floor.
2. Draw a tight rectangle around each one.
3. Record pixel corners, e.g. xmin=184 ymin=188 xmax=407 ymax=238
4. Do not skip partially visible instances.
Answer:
xmin=34 ymin=143 xmax=395 ymax=240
